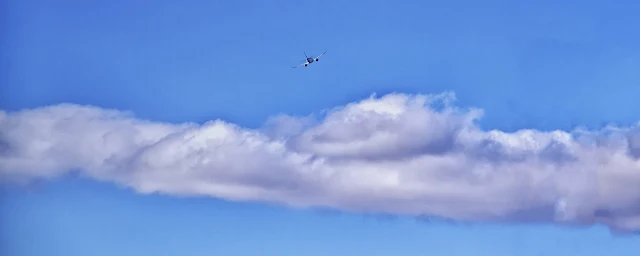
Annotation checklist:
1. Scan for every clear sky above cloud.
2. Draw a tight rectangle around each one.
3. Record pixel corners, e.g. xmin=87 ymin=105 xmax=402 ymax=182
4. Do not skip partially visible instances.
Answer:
xmin=2 ymin=0 xmax=640 ymax=255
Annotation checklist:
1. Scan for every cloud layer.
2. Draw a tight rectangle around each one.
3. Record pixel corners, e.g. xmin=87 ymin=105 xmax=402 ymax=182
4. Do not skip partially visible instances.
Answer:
xmin=1 ymin=92 xmax=640 ymax=232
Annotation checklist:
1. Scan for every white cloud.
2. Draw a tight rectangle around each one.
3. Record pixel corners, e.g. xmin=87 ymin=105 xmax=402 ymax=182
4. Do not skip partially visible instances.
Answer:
xmin=1 ymin=92 xmax=639 ymax=233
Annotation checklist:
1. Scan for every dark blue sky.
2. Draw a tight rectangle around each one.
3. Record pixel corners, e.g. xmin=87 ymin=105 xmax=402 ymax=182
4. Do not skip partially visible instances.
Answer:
xmin=3 ymin=0 xmax=640 ymax=130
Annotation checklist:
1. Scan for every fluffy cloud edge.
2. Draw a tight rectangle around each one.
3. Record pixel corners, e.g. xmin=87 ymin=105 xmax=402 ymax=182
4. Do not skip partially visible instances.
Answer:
xmin=1 ymin=92 xmax=640 ymax=233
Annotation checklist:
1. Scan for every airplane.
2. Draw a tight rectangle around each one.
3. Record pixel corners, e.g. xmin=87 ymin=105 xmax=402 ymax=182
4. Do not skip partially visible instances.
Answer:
xmin=292 ymin=51 xmax=327 ymax=68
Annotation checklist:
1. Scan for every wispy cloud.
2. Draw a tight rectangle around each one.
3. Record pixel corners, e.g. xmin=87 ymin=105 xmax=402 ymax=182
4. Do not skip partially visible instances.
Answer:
xmin=1 ymin=92 xmax=639 ymax=233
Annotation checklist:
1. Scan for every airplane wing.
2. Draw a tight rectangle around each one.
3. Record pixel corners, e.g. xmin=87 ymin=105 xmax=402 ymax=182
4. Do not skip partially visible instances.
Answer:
xmin=315 ymin=51 xmax=327 ymax=59
xmin=292 ymin=61 xmax=308 ymax=68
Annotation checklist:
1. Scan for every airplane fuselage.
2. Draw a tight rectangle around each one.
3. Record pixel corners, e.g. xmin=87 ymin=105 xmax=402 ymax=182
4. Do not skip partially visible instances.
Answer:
xmin=293 ymin=52 xmax=325 ymax=68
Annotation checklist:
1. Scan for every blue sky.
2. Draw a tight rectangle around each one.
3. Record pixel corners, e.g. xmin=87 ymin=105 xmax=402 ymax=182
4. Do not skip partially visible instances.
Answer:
xmin=2 ymin=0 xmax=640 ymax=255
